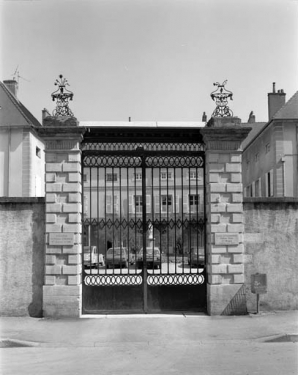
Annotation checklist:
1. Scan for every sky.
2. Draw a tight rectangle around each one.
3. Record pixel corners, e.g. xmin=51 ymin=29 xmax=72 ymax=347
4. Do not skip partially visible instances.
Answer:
xmin=1 ymin=0 xmax=298 ymax=124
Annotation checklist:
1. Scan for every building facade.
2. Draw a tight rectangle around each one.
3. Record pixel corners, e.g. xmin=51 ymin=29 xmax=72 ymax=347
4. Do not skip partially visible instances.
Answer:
xmin=243 ymin=84 xmax=298 ymax=198
xmin=0 ymin=80 xmax=45 ymax=197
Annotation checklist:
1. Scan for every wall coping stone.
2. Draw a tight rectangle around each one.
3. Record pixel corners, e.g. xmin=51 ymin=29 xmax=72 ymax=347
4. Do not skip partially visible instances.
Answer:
xmin=244 ymin=197 xmax=298 ymax=203
xmin=0 ymin=197 xmax=45 ymax=203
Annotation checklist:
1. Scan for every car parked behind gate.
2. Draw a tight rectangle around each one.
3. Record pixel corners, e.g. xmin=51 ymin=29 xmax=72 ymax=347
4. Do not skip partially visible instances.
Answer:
xmin=188 ymin=247 xmax=204 ymax=267
xmin=84 ymin=246 xmax=104 ymax=268
xmin=137 ymin=247 xmax=161 ymax=269
xmin=106 ymin=247 xmax=129 ymax=268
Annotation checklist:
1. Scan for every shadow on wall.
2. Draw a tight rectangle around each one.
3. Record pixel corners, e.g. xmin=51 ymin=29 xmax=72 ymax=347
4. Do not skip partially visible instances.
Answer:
xmin=28 ymin=208 xmax=44 ymax=317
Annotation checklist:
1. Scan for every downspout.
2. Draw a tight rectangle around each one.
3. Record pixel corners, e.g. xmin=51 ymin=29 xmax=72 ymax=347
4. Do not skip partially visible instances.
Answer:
xmin=7 ymin=127 xmax=11 ymax=197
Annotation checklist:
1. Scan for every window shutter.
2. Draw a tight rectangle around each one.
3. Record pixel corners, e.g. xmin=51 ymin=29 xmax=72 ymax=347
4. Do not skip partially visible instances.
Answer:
xmin=258 ymin=178 xmax=262 ymax=197
xmin=154 ymin=195 xmax=160 ymax=213
xmin=84 ymin=195 xmax=88 ymax=214
xmin=175 ymin=195 xmax=179 ymax=213
xmin=114 ymin=195 xmax=119 ymax=213
xmin=183 ymin=194 xmax=188 ymax=214
xmin=252 ymin=182 xmax=255 ymax=197
xmin=270 ymin=169 xmax=274 ymax=197
xmin=106 ymin=195 xmax=112 ymax=213
xmin=129 ymin=195 xmax=134 ymax=214
xmin=146 ymin=195 xmax=151 ymax=213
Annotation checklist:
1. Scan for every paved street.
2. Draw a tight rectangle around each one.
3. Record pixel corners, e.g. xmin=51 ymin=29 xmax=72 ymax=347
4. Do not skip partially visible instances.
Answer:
xmin=1 ymin=311 xmax=297 ymax=375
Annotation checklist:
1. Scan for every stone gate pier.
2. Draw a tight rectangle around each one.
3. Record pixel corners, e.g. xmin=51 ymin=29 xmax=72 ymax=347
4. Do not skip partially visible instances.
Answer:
xmin=202 ymin=117 xmax=251 ymax=315
xmin=37 ymin=117 xmax=85 ymax=317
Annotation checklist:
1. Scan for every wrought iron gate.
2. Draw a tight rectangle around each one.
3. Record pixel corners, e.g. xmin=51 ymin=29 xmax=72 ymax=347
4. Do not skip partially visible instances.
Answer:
xmin=82 ymin=126 xmax=206 ymax=313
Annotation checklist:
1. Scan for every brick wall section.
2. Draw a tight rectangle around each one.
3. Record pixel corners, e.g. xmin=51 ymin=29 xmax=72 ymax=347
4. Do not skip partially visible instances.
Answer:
xmin=0 ymin=198 xmax=45 ymax=317
xmin=244 ymin=198 xmax=298 ymax=312
xmin=37 ymin=117 xmax=85 ymax=317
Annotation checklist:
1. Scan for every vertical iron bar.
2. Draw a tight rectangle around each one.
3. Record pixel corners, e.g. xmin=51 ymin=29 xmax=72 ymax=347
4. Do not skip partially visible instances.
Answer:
xmin=159 ymin=166 xmax=162 ymax=273
xmin=119 ymin=167 xmax=123 ymax=274
xmin=166 ymin=166 xmax=169 ymax=274
xmin=181 ymin=166 xmax=185 ymax=273
xmin=174 ymin=166 xmax=177 ymax=274
xmin=188 ymin=166 xmax=192 ymax=272
xmin=112 ymin=167 xmax=115 ymax=273
xmin=203 ymin=154 xmax=207 ymax=275
xmin=141 ymin=154 xmax=147 ymax=313
xmin=104 ymin=167 xmax=107 ymax=275
xmin=97 ymin=166 xmax=100 ymax=273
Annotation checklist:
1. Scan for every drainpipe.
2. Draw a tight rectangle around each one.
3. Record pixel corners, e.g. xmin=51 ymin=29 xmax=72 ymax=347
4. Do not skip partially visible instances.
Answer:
xmin=7 ymin=128 xmax=11 ymax=197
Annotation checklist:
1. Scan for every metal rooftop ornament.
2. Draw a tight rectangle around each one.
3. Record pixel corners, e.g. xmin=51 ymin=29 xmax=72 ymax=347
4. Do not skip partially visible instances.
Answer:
xmin=51 ymin=74 xmax=74 ymax=117
xmin=210 ymin=80 xmax=233 ymax=117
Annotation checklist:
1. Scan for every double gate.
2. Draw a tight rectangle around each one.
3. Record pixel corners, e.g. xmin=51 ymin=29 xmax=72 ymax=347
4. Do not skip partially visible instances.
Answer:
xmin=82 ymin=126 xmax=206 ymax=313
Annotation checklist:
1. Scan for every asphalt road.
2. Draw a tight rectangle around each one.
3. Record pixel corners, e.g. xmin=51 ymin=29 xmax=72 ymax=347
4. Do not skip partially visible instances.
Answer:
xmin=1 ymin=312 xmax=297 ymax=375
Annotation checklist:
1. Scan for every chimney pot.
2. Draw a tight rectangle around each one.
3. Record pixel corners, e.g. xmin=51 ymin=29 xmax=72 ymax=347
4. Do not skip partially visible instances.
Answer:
xmin=272 ymin=82 xmax=276 ymax=93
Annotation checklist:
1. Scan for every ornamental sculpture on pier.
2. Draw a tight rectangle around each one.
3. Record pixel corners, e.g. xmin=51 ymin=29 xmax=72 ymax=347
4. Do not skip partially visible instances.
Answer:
xmin=51 ymin=74 xmax=74 ymax=117
xmin=210 ymin=80 xmax=233 ymax=117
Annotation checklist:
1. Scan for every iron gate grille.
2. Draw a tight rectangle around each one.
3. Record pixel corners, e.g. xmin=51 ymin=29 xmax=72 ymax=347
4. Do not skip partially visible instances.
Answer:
xmin=82 ymin=127 xmax=206 ymax=313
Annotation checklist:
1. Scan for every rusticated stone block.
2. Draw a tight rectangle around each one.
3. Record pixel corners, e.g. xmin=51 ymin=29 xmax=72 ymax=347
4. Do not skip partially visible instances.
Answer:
xmin=45 ymin=265 xmax=62 ymax=275
xmin=46 ymin=163 xmax=62 ymax=172
xmin=46 ymin=183 xmax=62 ymax=193
xmin=227 ymin=264 xmax=244 ymax=274
xmin=225 ymin=163 xmax=241 ymax=173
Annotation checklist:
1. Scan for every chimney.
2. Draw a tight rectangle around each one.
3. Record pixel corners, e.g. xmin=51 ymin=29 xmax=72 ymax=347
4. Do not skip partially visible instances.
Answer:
xmin=42 ymin=108 xmax=51 ymax=124
xmin=202 ymin=112 xmax=207 ymax=122
xmin=268 ymin=82 xmax=286 ymax=121
xmin=3 ymin=79 xmax=18 ymax=97
xmin=247 ymin=111 xmax=256 ymax=124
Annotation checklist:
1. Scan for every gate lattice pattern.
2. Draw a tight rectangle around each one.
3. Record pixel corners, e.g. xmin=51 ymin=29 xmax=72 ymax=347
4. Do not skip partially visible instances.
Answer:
xmin=82 ymin=127 xmax=206 ymax=313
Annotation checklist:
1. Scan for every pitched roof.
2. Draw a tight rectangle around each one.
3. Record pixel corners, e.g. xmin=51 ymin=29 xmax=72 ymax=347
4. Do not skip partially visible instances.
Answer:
xmin=0 ymin=81 xmax=41 ymax=127
xmin=241 ymin=122 xmax=267 ymax=149
xmin=273 ymin=90 xmax=298 ymax=119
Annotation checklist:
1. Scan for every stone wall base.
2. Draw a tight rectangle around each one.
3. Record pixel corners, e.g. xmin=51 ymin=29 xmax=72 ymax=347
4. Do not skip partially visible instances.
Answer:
xmin=43 ymin=285 xmax=82 ymax=318
xmin=207 ymin=283 xmax=247 ymax=315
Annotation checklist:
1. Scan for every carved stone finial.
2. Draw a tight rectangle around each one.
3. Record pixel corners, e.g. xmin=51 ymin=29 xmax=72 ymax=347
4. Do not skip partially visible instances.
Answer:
xmin=51 ymin=74 xmax=74 ymax=117
xmin=210 ymin=80 xmax=233 ymax=117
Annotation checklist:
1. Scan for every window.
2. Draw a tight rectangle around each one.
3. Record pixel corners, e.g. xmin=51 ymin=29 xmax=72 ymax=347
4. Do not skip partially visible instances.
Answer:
xmin=155 ymin=195 xmax=179 ymax=214
xmin=106 ymin=195 xmax=119 ymax=213
xmin=161 ymin=195 xmax=172 ymax=212
xmin=255 ymin=153 xmax=259 ymax=162
xmin=106 ymin=173 xmax=118 ymax=182
xmin=160 ymin=171 xmax=173 ymax=180
xmin=83 ymin=174 xmax=87 ymax=182
xmin=135 ymin=195 xmax=142 ymax=213
xmin=189 ymin=194 xmax=200 ymax=213
xmin=189 ymin=170 xmax=197 ymax=180
xmin=36 ymin=147 xmax=41 ymax=158
xmin=134 ymin=172 xmax=142 ymax=180
xmin=265 ymin=143 xmax=271 ymax=153
xmin=266 ymin=170 xmax=274 ymax=197
xmin=129 ymin=195 xmax=151 ymax=214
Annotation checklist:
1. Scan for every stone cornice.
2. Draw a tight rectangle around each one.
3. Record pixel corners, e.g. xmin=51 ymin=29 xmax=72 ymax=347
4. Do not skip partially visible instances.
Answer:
xmin=201 ymin=127 xmax=251 ymax=151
